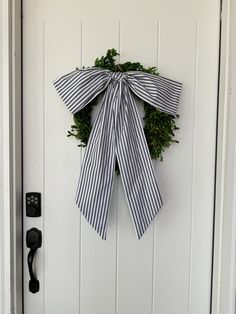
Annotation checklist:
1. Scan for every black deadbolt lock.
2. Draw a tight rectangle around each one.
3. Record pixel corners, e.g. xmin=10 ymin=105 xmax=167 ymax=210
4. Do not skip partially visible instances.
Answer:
xmin=26 ymin=192 xmax=41 ymax=217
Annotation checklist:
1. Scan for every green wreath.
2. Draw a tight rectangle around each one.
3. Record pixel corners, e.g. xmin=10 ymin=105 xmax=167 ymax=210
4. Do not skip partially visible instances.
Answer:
xmin=67 ymin=49 xmax=179 ymax=174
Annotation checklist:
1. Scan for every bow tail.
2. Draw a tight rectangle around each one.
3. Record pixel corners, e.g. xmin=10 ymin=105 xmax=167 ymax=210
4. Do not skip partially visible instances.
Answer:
xmin=116 ymin=88 xmax=163 ymax=239
xmin=75 ymin=87 xmax=116 ymax=239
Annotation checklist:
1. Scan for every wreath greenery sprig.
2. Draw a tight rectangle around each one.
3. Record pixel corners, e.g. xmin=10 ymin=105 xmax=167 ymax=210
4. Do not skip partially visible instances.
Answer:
xmin=67 ymin=49 xmax=179 ymax=174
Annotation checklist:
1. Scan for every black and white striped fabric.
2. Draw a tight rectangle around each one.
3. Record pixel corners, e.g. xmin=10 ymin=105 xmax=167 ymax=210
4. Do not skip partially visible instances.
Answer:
xmin=53 ymin=68 xmax=182 ymax=239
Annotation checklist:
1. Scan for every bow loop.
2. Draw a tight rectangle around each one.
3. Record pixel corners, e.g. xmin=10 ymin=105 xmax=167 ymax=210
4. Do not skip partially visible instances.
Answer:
xmin=53 ymin=68 xmax=111 ymax=114
xmin=126 ymin=71 xmax=182 ymax=115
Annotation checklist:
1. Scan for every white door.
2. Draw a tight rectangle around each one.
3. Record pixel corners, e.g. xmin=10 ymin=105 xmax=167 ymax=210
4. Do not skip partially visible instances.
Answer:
xmin=23 ymin=0 xmax=220 ymax=313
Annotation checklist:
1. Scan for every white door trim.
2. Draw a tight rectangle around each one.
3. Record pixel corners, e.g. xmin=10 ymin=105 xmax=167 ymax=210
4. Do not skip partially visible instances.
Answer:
xmin=1 ymin=0 xmax=22 ymax=313
xmin=211 ymin=0 xmax=236 ymax=313
xmin=0 ymin=0 xmax=235 ymax=313
xmin=1 ymin=1 xmax=13 ymax=313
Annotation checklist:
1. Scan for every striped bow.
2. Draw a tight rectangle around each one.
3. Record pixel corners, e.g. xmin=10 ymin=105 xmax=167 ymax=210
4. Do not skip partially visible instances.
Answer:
xmin=53 ymin=68 xmax=182 ymax=239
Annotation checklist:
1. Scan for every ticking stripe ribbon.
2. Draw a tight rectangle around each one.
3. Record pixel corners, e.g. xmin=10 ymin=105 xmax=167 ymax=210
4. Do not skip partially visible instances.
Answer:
xmin=53 ymin=68 xmax=182 ymax=239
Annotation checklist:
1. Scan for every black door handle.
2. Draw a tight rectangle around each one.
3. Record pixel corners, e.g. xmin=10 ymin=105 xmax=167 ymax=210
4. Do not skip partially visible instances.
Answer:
xmin=26 ymin=228 xmax=42 ymax=293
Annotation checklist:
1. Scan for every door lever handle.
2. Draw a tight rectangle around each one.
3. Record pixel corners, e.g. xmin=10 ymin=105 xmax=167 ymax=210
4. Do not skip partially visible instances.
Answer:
xmin=26 ymin=228 xmax=42 ymax=293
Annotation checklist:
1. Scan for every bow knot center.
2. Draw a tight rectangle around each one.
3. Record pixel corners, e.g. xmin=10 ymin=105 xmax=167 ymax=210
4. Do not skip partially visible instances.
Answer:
xmin=110 ymin=72 xmax=126 ymax=84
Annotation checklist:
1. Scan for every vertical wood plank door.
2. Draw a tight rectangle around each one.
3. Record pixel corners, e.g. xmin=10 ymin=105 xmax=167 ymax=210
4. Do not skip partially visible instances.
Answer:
xmin=23 ymin=0 xmax=220 ymax=313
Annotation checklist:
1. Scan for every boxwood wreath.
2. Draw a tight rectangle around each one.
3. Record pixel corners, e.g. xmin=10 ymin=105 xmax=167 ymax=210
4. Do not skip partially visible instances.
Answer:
xmin=67 ymin=48 xmax=179 ymax=174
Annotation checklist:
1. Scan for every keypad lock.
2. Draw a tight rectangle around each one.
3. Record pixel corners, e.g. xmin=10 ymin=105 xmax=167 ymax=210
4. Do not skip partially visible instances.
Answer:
xmin=26 ymin=192 xmax=41 ymax=217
